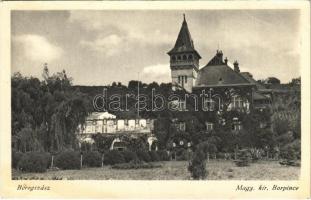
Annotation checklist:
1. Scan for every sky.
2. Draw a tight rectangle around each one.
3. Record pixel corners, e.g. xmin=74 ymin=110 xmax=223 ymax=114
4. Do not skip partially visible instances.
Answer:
xmin=11 ymin=10 xmax=300 ymax=85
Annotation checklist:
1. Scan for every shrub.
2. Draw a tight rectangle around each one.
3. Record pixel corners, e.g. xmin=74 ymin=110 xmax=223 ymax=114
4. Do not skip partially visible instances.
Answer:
xmin=280 ymin=140 xmax=301 ymax=160
xmin=18 ymin=152 xmax=50 ymax=173
xmin=112 ymin=160 xmax=162 ymax=170
xmin=121 ymin=150 xmax=138 ymax=163
xmin=279 ymin=143 xmax=300 ymax=167
xmin=188 ymin=150 xmax=207 ymax=180
xmin=12 ymin=151 xmax=24 ymax=169
xmin=157 ymin=150 xmax=170 ymax=161
xmin=176 ymin=149 xmax=190 ymax=161
xmin=149 ymin=151 xmax=160 ymax=162
xmin=103 ymin=150 xmax=125 ymax=165
xmin=55 ymin=151 xmax=80 ymax=170
xmin=83 ymin=151 xmax=102 ymax=167
xmin=136 ymin=150 xmax=151 ymax=162
xmin=234 ymin=149 xmax=252 ymax=167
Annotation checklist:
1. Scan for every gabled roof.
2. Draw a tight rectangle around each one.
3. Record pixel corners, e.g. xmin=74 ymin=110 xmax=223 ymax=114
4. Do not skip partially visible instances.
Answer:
xmin=168 ymin=15 xmax=201 ymax=58
xmin=194 ymin=50 xmax=254 ymax=87
xmin=195 ymin=64 xmax=253 ymax=87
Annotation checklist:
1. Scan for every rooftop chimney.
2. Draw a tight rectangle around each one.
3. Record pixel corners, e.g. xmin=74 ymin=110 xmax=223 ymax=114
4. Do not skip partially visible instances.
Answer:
xmin=224 ymin=57 xmax=228 ymax=64
xmin=233 ymin=60 xmax=240 ymax=73
xmin=216 ymin=50 xmax=223 ymax=64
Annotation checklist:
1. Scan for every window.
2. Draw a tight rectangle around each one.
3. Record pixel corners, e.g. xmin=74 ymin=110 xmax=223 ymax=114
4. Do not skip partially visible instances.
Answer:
xmin=188 ymin=54 xmax=193 ymax=60
xmin=206 ymin=122 xmax=214 ymax=131
xmin=172 ymin=56 xmax=176 ymax=61
xmin=185 ymin=76 xmax=187 ymax=83
xmin=178 ymin=76 xmax=181 ymax=84
xmin=103 ymin=119 xmax=107 ymax=125
xmin=177 ymin=55 xmax=181 ymax=60
xmin=124 ymin=119 xmax=128 ymax=126
xmin=183 ymin=55 xmax=187 ymax=60
xmin=113 ymin=120 xmax=117 ymax=125
xmin=135 ymin=119 xmax=139 ymax=124
xmin=232 ymin=118 xmax=242 ymax=131
xmin=179 ymin=122 xmax=186 ymax=131
xmin=179 ymin=100 xmax=186 ymax=111
xmin=203 ymin=98 xmax=215 ymax=111
xmin=232 ymin=96 xmax=243 ymax=109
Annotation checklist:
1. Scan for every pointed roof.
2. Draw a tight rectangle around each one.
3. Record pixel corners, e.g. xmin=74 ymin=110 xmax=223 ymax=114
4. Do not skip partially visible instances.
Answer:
xmin=168 ymin=15 xmax=201 ymax=58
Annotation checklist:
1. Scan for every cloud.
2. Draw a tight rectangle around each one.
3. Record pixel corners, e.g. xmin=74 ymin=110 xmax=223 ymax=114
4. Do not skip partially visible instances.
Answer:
xmin=141 ymin=64 xmax=170 ymax=83
xmin=14 ymin=34 xmax=63 ymax=62
xmin=69 ymin=10 xmax=173 ymax=54
xmin=80 ymin=34 xmax=125 ymax=56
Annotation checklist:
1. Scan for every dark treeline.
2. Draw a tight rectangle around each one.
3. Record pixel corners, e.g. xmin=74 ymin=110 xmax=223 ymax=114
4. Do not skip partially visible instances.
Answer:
xmin=12 ymin=67 xmax=301 ymax=156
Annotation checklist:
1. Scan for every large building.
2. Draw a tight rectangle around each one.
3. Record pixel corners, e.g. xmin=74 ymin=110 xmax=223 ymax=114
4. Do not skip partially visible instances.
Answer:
xmin=77 ymin=112 xmax=157 ymax=151
xmin=168 ymin=15 xmax=271 ymax=111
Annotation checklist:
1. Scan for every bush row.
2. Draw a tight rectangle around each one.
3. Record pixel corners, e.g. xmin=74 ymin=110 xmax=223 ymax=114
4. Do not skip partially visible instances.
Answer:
xmin=111 ymin=160 xmax=162 ymax=170
xmin=12 ymin=149 xmax=170 ymax=172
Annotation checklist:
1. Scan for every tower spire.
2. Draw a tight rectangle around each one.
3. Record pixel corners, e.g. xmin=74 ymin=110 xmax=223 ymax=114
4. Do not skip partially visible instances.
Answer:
xmin=183 ymin=13 xmax=186 ymax=21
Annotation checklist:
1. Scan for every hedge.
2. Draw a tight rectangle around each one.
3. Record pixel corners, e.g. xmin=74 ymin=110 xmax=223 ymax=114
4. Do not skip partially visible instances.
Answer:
xmin=112 ymin=160 xmax=162 ymax=169
xmin=55 ymin=151 xmax=81 ymax=170
xmin=18 ymin=152 xmax=51 ymax=173
xmin=157 ymin=150 xmax=170 ymax=161
xmin=83 ymin=151 xmax=102 ymax=167
xmin=149 ymin=151 xmax=160 ymax=162
xmin=136 ymin=150 xmax=151 ymax=162
xmin=12 ymin=151 xmax=24 ymax=169
xmin=103 ymin=150 xmax=125 ymax=165
xmin=121 ymin=150 xmax=138 ymax=163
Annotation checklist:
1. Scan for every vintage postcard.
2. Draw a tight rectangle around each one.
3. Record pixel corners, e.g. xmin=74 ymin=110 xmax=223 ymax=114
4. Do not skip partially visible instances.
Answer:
xmin=0 ymin=1 xmax=310 ymax=199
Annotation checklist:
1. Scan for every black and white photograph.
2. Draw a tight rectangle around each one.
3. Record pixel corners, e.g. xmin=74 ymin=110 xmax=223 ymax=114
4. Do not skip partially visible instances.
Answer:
xmin=0 ymin=1 xmax=310 ymax=198
xmin=10 ymin=9 xmax=303 ymax=180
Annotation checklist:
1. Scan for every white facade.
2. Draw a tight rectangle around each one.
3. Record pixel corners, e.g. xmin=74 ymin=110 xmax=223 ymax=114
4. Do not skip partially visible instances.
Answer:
xmin=78 ymin=112 xmax=154 ymax=135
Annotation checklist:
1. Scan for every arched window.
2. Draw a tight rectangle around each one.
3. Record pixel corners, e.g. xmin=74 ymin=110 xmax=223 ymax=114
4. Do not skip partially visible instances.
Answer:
xmin=177 ymin=55 xmax=181 ymax=60
xmin=183 ymin=55 xmax=187 ymax=60
xmin=188 ymin=54 xmax=193 ymax=60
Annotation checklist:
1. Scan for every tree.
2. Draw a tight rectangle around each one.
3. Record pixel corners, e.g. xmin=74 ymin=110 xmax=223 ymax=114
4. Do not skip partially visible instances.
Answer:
xmin=188 ymin=149 xmax=207 ymax=180
xmin=11 ymin=67 xmax=91 ymax=152
xmin=266 ymin=77 xmax=280 ymax=84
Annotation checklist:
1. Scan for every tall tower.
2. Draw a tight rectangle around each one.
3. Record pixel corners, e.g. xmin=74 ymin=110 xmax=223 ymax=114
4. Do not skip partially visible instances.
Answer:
xmin=168 ymin=14 xmax=201 ymax=93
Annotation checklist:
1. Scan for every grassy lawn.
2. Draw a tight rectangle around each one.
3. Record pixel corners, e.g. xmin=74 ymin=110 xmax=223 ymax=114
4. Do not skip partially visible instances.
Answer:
xmin=12 ymin=160 xmax=300 ymax=180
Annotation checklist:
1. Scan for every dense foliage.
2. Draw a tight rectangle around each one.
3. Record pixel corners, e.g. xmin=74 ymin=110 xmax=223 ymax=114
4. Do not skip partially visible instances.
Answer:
xmin=12 ymin=151 xmax=24 ymax=169
xmin=54 ymin=151 xmax=81 ymax=170
xmin=83 ymin=151 xmax=102 ymax=167
xmin=12 ymin=67 xmax=91 ymax=152
xmin=11 ymin=67 xmax=301 ymax=171
xmin=103 ymin=150 xmax=125 ymax=165
xmin=18 ymin=152 xmax=51 ymax=172
xmin=188 ymin=149 xmax=207 ymax=180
